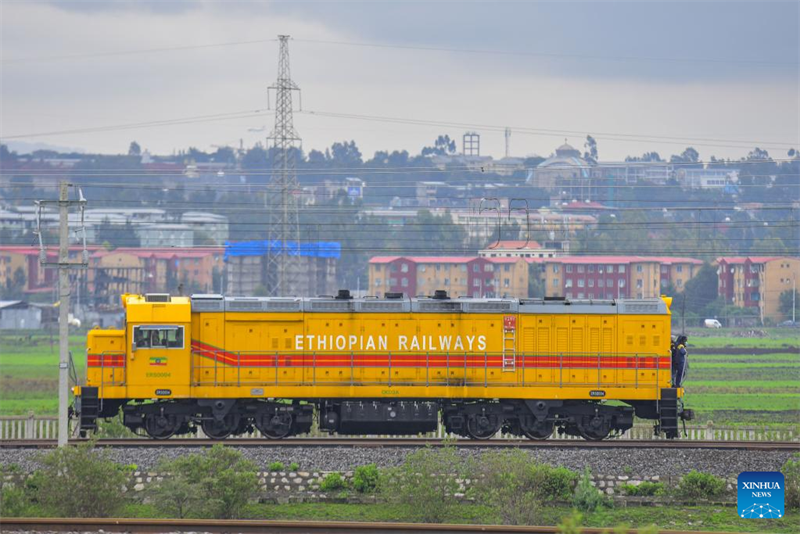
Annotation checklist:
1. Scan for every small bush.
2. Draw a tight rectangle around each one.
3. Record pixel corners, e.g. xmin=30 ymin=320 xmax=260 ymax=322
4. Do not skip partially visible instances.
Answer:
xmin=470 ymin=449 xmax=542 ymax=525
xmin=674 ymin=470 xmax=726 ymax=500
xmin=557 ymin=510 xmax=583 ymax=534
xmin=288 ymin=462 xmax=300 ymax=472
xmin=0 ymin=485 xmax=28 ymax=517
xmin=781 ymin=453 xmax=800 ymax=510
xmin=151 ymin=444 xmax=259 ymax=519
xmin=34 ymin=440 xmax=128 ymax=517
xmin=620 ymin=481 xmax=665 ymax=497
xmin=381 ymin=443 xmax=464 ymax=523
xmin=96 ymin=416 xmax=132 ymax=438
xmin=352 ymin=464 xmax=380 ymax=493
xmin=572 ymin=468 xmax=610 ymax=513
xmin=536 ymin=464 xmax=579 ymax=501
xmin=268 ymin=461 xmax=285 ymax=472
xmin=320 ymin=472 xmax=346 ymax=492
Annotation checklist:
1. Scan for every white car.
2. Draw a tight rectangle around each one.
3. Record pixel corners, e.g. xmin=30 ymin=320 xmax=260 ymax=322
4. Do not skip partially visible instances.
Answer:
xmin=704 ymin=319 xmax=722 ymax=328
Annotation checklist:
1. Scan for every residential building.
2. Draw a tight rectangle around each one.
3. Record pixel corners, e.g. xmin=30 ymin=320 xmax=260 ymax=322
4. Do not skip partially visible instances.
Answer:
xmin=677 ymin=168 xmax=739 ymax=190
xmin=538 ymin=256 xmax=703 ymax=300
xmin=180 ymin=212 xmax=230 ymax=245
xmin=716 ymin=256 xmax=800 ymax=323
xmin=479 ymin=240 xmax=568 ymax=259
xmin=136 ymin=224 xmax=194 ymax=248
xmin=225 ymin=240 xmax=340 ymax=297
xmin=88 ymin=247 xmax=225 ymax=304
xmin=367 ymin=256 xmax=529 ymax=298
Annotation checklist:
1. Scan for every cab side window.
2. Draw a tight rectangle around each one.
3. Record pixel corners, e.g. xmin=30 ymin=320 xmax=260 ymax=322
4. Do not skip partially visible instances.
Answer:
xmin=134 ymin=326 xmax=184 ymax=349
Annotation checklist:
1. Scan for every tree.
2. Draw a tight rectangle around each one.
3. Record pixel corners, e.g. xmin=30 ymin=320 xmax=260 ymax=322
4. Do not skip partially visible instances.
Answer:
xmin=1 ymin=267 xmax=26 ymax=299
xmin=128 ymin=141 xmax=141 ymax=156
xmin=625 ymin=151 xmax=662 ymax=162
xmin=779 ymin=289 xmax=798 ymax=321
xmin=0 ymin=144 xmax=17 ymax=163
xmin=211 ymin=146 xmax=236 ymax=165
xmin=330 ymin=140 xmax=362 ymax=167
xmin=682 ymin=264 xmax=719 ymax=316
xmin=33 ymin=440 xmax=128 ymax=517
xmin=583 ymin=135 xmax=598 ymax=163
xmin=748 ymin=147 xmax=770 ymax=161
xmin=150 ymin=444 xmax=259 ymax=519
xmin=307 ymin=149 xmax=328 ymax=165
xmin=241 ymin=144 xmax=268 ymax=170
xmin=381 ymin=443 xmax=464 ymax=522
xmin=670 ymin=147 xmax=699 ymax=164
xmin=421 ymin=135 xmax=457 ymax=156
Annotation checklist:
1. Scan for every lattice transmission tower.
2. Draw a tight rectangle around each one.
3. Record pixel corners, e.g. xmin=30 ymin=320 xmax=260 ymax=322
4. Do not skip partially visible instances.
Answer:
xmin=266 ymin=35 xmax=302 ymax=296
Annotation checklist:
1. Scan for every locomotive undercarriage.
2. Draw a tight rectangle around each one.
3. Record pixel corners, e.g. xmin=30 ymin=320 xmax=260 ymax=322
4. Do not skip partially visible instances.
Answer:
xmin=80 ymin=389 xmax=689 ymax=440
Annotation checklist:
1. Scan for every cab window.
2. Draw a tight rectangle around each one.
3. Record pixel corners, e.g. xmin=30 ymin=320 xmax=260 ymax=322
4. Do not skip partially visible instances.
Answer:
xmin=134 ymin=326 xmax=184 ymax=349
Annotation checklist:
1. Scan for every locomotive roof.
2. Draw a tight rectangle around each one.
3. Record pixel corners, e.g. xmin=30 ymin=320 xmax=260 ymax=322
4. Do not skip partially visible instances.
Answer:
xmin=187 ymin=294 xmax=670 ymax=315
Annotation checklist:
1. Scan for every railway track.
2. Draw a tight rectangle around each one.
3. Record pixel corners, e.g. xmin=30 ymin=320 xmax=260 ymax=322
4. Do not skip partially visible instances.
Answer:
xmin=1 ymin=437 xmax=798 ymax=450
xmin=0 ymin=518 xmax=755 ymax=534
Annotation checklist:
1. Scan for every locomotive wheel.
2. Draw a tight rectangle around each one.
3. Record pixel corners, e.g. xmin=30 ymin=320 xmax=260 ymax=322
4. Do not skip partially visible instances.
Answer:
xmin=578 ymin=417 xmax=611 ymax=441
xmin=259 ymin=413 xmax=293 ymax=439
xmin=201 ymin=414 xmax=239 ymax=440
xmin=521 ymin=420 xmax=554 ymax=440
xmin=465 ymin=414 xmax=501 ymax=440
xmin=144 ymin=413 xmax=180 ymax=440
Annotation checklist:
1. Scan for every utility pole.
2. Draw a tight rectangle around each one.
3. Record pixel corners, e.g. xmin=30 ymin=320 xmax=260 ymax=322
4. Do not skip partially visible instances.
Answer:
xmin=504 ymin=128 xmax=511 ymax=158
xmin=266 ymin=35 xmax=302 ymax=296
xmin=36 ymin=181 xmax=88 ymax=446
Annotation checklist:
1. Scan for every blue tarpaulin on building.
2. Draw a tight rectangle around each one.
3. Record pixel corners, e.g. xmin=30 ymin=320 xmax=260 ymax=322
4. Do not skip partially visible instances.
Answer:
xmin=224 ymin=240 xmax=341 ymax=260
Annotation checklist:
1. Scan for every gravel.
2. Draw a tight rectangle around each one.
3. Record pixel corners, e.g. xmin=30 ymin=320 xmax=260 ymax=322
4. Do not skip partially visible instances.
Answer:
xmin=1 ymin=445 xmax=794 ymax=478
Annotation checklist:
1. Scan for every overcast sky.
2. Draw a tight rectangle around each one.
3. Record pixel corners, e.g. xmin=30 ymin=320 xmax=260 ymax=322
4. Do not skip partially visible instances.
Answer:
xmin=1 ymin=0 xmax=798 ymax=161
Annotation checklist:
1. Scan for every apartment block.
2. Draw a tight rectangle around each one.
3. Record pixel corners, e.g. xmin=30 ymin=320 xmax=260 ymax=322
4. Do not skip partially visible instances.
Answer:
xmin=538 ymin=256 xmax=703 ymax=300
xmin=368 ymin=256 xmax=529 ymax=298
xmin=716 ymin=256 xmax=800 ymax=322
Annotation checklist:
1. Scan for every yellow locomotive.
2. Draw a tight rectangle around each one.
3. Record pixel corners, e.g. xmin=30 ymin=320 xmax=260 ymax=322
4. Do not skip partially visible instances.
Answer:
xmin=74 ymin=290 xmax=692 ymax=440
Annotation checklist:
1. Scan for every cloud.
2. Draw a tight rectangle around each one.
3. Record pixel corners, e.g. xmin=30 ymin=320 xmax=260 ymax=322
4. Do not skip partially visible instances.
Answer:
xmin=1 ymin=1 xmax=797 ymax=160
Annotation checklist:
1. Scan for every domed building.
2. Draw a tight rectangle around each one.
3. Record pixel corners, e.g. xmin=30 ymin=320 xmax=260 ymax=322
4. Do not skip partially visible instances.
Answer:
xmin=528 ymin=140 xmax=593 ymax=200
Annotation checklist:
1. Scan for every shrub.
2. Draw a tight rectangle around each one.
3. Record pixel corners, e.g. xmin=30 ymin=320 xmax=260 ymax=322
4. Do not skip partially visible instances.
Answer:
xmin=620 ymin=481 xmax=665 ymax=497
xmin=0 ymin=484 xmax=28 ymax=517
xmin=352 ymin=464 xmax=380 ymax=493
xmin=674 ymin=470 xmax=726 ymax=500
xmin=572 ymin=468 xmax=610 ymax=513
xmin=381 ymin=443 xmax=464 ymax=523
xmin=470 ymin=449 xmax=542 ymax=525
xmin=268 ymin=461 xmax=285 ymax=472
xmin=96 ymin=416 xmax=132 ymax=438
xmin=557 ymin=510 xmax=583 ymax=534
xmin=536 ymin=464 xmax=579 ymax=501
xmin=781 ymin=453 xmax=800 ymax=510
xmin=33 ymin=440 xmax=128 ymax=517
xmin=320 ymin=472 xmax=346 ymax=492
xmin=289 ymin=462 xmax=300 ymax=472
xmin=151 ymin=444 xmax=259 ymax=519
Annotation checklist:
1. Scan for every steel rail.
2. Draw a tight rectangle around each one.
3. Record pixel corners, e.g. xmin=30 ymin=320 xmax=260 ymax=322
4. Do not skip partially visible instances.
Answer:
xmin=1 ymin=438 xmax=798 ymax=450
xmin=0 ymin=518 xmax=756 ymax=534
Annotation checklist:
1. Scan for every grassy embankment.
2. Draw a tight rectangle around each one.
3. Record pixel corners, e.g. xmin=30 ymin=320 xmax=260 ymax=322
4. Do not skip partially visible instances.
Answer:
xmin=84 ymin=502 xmax=800 ymax=533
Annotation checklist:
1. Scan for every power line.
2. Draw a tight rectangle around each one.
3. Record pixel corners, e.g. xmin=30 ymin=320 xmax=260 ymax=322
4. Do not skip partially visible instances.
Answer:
xmin=0 ymin=109 xmax=271 ymax=140
xmin=292 ymin=38 xmax=798 ymax=68
xmin=301 ymin=110 xmax=799 ymax=150
xmin=1 ymin=38 xmax=278 ymax=64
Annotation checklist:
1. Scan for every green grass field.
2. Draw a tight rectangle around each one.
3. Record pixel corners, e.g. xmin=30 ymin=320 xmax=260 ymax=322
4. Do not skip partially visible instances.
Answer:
xmin=1 ymin=330 xmax=799 ymax=430
xmin=0 ymin=334 xmax=85 ymax=416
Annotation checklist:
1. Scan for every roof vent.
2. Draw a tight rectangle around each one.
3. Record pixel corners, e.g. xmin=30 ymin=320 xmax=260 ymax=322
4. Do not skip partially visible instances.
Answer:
xmin=145 ymin=294 xmax=171 ymax=303
xmin=384 ymin=292 xmax=404 ymax=299
xmin=432 ymin=289 xmax=449 ymax=300
xmin=335 ymin=289 xmax=352 ymax=300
